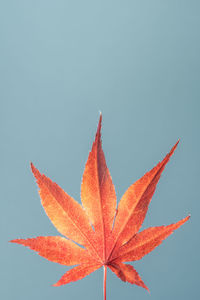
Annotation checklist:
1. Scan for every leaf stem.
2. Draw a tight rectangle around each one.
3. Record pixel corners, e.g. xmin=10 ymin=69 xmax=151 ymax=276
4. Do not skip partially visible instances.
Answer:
xmin=103 ymin=265 xmax=107 ymax=300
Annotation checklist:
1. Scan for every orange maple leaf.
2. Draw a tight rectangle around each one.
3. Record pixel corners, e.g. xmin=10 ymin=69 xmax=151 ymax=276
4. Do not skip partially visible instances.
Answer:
xmin=11 ymin=114 xmax=190 ymax=299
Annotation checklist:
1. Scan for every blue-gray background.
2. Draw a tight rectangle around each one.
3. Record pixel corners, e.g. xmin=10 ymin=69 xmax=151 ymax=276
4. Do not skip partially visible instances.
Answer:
xmin=1 ymin=1 xmax=199 ymax=299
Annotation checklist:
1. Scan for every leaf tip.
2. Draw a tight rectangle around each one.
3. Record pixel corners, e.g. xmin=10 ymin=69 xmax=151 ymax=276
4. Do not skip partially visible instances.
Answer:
xmin=181 ymin=215 xmax=191 ymax=223
xmin=97 ymin=112 xmax=102 ymax=131
xmin=170 ymin=139 xmax=180 ymax=155
xmin=52 ymin=279 xmax=65 ymax=287
xmin=144 ymin=284 xmax=150 ymax=293
xmin=30 ymin=162 xmax=41 ymax=181
xmin=94 ymin=112 xmax=103 ymax=142
xmin=9 ymin=239 xmax=22 ymax=244
xmin=9 ymin=239 xmax=15 ymax=243
xmin=30 ymin=162 xmax=35 ymax=173
xmin=52 ymin=282 xmax=59 ymax=287
xmin=186 ymin=214 xmax=191 ymax=221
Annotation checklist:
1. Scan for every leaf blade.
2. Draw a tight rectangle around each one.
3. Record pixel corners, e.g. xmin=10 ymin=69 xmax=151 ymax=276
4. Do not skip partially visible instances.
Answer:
xmin=10 ymin=236 xmax=95 ymax=266
xmin=53 ymin=263 xmax=102 ymax=286
xmin=31 ymin=163 xmax=100 ymax=261
xmin=109 ymin=262 xmax=149 ymax=291
xmin=112 ymin=215 xmax=190 ymax=262
xmin=81 ymin=114 xmax=117 ymax=259
xmin=110 ymin=141 xmax=179 ymax=255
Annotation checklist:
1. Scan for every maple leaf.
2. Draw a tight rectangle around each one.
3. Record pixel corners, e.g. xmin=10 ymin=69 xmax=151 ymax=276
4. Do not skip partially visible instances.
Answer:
xmin=10 ymin=114 xmax=190 ymax=300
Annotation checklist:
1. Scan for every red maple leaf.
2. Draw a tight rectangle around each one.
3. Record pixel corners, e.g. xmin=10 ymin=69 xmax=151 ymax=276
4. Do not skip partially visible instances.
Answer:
xmin=11 ymin=115 xmax=190 ymax=299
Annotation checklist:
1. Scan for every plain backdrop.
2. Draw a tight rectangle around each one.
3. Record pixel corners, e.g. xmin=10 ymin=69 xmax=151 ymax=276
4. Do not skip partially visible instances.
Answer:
xmin=1 ymin=1 xmax=199 ymax=300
